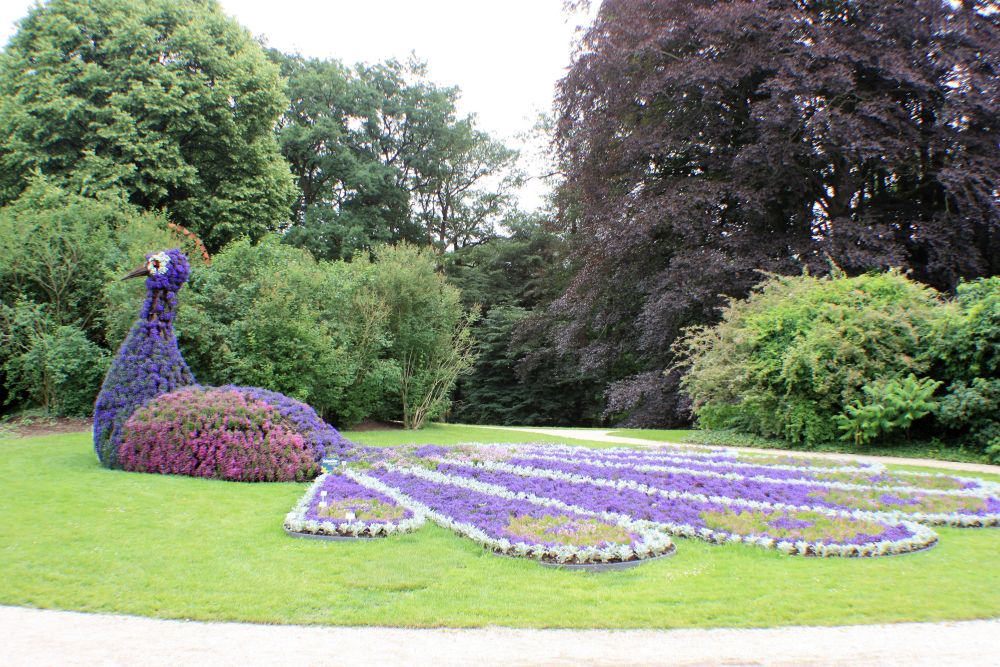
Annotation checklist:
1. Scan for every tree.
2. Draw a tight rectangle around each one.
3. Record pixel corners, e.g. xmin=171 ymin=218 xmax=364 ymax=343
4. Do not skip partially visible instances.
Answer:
xmin=444 ymin=213 xmax=604 ymax=425
xmin=371 ymin=243 xmax=475 ymax=428
xmin=274 ymin=53 xmax=520 ymax=259
xmin=552 ymin=0 xmax=1000 ymax=426
xmin=414 ymin=121 xmax=521 ymax=252
xmin=0 ymin=0 xmax=296 ymax=251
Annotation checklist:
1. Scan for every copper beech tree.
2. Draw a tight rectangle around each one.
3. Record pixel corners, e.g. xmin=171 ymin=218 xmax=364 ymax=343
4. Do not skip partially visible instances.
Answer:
xmin=549 ymin=0 xmax=1000 ymax=426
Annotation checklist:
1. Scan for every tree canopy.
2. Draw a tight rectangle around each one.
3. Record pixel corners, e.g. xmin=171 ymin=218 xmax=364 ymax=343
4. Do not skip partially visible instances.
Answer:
xmin=0 ymin=0 xmax=296 ymax=251
xmin=549 ymin=0 xmax=1000 ymax=426
xmin=274 ymin=53 xmax=520 ymax=260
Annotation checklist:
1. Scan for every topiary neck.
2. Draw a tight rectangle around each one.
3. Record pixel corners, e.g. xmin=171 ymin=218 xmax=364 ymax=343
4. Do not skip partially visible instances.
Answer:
xmin=141 ymin=286 xmax=179 ymax=327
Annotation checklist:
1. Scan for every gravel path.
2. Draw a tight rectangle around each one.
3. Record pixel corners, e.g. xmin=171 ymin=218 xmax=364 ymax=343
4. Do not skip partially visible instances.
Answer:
xmin=484 ymin=427 xmax=1000 ymax=475
xmin=2 ymin=606 xmax=998 ymax=666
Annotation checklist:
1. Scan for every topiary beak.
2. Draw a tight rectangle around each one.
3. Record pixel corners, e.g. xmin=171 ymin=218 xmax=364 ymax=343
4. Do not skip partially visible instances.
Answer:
xmin=121 ymin=265 xmax=149 ymax=281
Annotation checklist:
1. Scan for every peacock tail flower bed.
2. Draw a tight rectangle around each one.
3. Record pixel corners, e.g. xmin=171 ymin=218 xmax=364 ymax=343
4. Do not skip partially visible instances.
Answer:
xmin=485 ymin=453 xmax=1000 ymax=527
xmin=290 ymin=442 xmax=1000 ymax=560
xmin=350 ymin=464 xmax=675 ymax=564
xmin=284 ymin=471 xmax=424 ymax=538
xmin=422 ymin=459 xmax=937 ymax=556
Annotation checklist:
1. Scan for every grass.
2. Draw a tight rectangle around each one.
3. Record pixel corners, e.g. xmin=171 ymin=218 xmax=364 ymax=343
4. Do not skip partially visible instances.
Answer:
xmin=1 ymin=424 xmax=999 ymax=629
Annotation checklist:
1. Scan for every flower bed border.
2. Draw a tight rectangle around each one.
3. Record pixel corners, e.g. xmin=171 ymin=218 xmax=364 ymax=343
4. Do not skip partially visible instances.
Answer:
xmin=283 ymin=472 xmax=425 ymax=539
xmin=282 ymin=526 xmax=377 ymax=541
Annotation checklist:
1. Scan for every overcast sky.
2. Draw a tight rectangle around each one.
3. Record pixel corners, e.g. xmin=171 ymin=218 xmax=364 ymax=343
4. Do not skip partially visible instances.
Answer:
xmin=0 ymin=1 xmax=596 ymax=210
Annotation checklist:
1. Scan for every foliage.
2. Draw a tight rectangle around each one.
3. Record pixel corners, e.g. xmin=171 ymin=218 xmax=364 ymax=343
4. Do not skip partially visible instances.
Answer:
xmin=550 ymin=0 xmax=1000 ymax=426
xmin=0 ymin=0 xmax=296 ymax=251
xmin=928 ymin=277 xmax=1000 ymax=461
xmin=0 ymin=178 xmax=177 ymax=340
xmin=937 ymin=379 xmax=1000 ymax=463
xmin=0 ymin=179 xmax=189 ymax=417
xmin=835 ymin=375 xmax=942 ymax=447
xmin=451 ymin=306 xmax=603 ymax=426
xmin=371 ymin=243 xmax=475 ymax=428
xmin=443 ymin=214 xmax=602 ymax=426
xmin=0 ymin=300 xmax=108 ymax=416
xmin=120 ymin=387 xmax=320 ymax=482
xmin=676 ymin=271 xmax=942 ymax=447
xmin=274 ymin=52 xmax=520 ymax=259
xmin=929 ymin=278 xmax=1000 ymax=382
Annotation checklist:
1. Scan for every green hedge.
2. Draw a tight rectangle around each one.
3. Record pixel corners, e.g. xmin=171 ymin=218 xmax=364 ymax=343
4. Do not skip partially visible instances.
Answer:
xmin=676 ymin=271 xmax=1000 ymax=460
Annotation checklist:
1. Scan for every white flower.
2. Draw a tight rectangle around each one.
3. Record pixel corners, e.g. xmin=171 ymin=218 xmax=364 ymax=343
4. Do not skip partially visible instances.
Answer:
xmin=146 ymin=251 xmax=170 ymax=276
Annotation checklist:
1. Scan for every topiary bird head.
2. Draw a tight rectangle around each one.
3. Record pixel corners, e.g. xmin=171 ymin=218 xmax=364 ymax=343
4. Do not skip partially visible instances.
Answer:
xmin=121 ymin=248 xmax=190 ymax=325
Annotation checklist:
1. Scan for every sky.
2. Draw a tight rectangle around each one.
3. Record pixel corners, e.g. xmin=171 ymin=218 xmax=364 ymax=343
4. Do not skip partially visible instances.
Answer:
xmin=0 ymin=0 xmax=597 ymax=210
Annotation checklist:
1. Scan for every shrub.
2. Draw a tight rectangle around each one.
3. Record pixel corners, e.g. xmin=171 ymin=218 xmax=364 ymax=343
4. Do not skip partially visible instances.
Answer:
xmin=834 ymin=375 xmax=942 ymax=447
xmin=676 ymin=270 xmax=942 ymax=447
xmin=120 ymin=387 xmax=321 ymax=482
xmin=929 ymin=278 xmax=1000 ymax=461
xmin=0 ymin=299 xmax=109 ymax=416
xmin=0 ymin=177 xmax=178 ymax=340
xmin=371 ymin=243 xmax=476 ymax=429
xmin=139 ymin=237 xmax=395 ymax=427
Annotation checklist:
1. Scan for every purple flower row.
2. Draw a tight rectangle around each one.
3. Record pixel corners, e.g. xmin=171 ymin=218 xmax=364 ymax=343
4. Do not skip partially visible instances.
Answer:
xmin=358 ymin=465 xmax=674 ymax=563
xmin=430 ymin=461 xmax=928 ymax=553
xmin=493 ymin=456 xmax=1000 ymax=524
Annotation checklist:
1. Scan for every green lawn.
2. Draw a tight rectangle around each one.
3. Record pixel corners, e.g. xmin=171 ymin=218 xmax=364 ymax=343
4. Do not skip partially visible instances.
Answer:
xmin=2 ymin=424 xmax=999 ymax=628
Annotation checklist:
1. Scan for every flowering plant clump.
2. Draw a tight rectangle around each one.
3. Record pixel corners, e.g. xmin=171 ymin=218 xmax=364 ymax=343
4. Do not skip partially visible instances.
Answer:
xmin=284 ymin=471 xmax=424 ymax=537
xmin=94 ymin=249 xmax=195 ymax=467
xmin=221 ymin=386 xmax=348 ymax=462
xmin=120 ymin=387 xmax=320 ymax=482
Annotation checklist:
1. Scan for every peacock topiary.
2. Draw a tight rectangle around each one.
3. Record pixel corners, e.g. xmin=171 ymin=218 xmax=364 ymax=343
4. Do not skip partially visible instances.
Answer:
xmin=93 ymin=248 xmax=348 ymax=481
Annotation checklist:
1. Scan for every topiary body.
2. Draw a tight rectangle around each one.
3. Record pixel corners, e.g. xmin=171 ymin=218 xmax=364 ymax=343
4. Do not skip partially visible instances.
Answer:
xmin=93 ymin=248 xmax=347 ymax=481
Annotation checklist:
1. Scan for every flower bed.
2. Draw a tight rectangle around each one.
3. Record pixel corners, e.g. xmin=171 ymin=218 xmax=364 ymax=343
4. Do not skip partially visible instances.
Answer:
xmin=424 ymin=460 xmax=936 ymax=557
xmin=461 ymin=442 xmax=995 ymax=495
xmin=487 ymin=455 xmax=1000 ymax=527
xmin=355 ymin=464 xmax=675 ymax=565
xmin=288 ymin=441 xmax=1000 ymax=559
xmin=284 ymin=471 xmax=424 ymax=538
xmin=121 ymin=387 xmax=320 ymax=482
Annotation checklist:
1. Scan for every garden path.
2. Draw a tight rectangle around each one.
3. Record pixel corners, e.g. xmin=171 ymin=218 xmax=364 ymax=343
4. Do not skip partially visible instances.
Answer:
xmin=483 ymin=427 xmax=1000 ymax=475
xmin=1 ymin=606 xmax=996 ymax=666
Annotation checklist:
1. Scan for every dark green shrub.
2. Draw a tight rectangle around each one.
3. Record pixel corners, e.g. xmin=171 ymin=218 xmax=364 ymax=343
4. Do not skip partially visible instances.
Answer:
xmin=0 ymin=179 xmax=175 ymax=415
xmin=0 ymin=300 xmax=109 ymax=416
xmin=834 ymin=374 xmax=941 ymax=446
xmin=929 ymin=278 xmax=1000 ymax=461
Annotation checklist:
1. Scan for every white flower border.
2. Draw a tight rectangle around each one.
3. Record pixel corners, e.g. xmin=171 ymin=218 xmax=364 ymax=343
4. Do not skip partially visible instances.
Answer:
xmin=346 ymin=466 xmax=674 ymax=565
xmin=513 ymin=452 xmax=1000 ymax=511
xmin=433 ymin=459 xmax=938 ymax=557
xmin=283 ymin=472 xmax=426 ymax=538
xmin=505 ymin=442 xmax=1000 ymax=496
xmin=512 ymin=442 xmax=884 ymax=474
